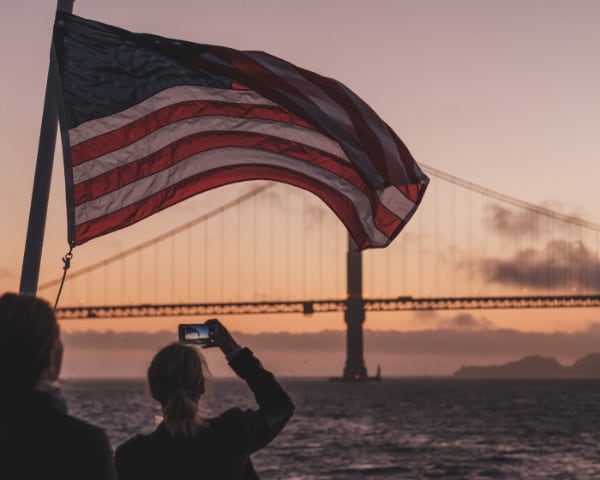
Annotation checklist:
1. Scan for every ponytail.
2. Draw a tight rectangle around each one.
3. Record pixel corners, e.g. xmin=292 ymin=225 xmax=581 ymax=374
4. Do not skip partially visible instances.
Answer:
xmin=163 ymin=388 xmax=203 ymax=437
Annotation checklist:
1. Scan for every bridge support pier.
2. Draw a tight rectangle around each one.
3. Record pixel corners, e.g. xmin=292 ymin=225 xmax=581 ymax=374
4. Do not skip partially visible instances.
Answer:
xmin=342 ymin=296 xmax=368 ymax=380
xmin=331 ymin=236 xmax=380 ymax=382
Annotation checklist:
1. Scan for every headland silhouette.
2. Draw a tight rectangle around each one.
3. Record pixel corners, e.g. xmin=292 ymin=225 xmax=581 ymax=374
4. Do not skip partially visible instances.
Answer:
xmin=454 ymin=353 xmax=600 ymax=378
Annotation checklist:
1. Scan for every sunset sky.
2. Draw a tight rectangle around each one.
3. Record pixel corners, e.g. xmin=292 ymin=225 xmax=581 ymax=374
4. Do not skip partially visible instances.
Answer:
xmin=2 ymin=0 xmax=600 ymax=376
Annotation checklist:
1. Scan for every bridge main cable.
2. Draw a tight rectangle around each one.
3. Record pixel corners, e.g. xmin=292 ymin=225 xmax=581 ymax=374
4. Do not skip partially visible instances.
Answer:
xmin=39 ymin=183 xmax=275 ymax=291
xmin=42 ymin=166 xmax=600 ymax=293
xmin=422 ymin=163 xmax=600 ymax=231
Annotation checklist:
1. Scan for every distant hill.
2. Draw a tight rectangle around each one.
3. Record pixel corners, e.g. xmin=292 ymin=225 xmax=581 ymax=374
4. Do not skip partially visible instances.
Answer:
xmin=454 ymin=353 xmax=600 ymax=378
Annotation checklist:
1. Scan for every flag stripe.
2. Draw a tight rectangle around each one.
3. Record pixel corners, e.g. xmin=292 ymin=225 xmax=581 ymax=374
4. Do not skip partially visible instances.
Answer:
xmin=71 ymin=115 xmax=349 ymax=184
xmin=219 ymin=49 xmax=394 ymax=188
xmin=267 ymin=58 xmax=411 ymax=183
xmin=71 ymin=98 xmax=314 ymax=166
xmin=54 ymin=12 xmax=429 ymax=249
xmin=73 ymin=146 xmax=405 ymax=244
xmin=74 ymin=164 xmax=391 ymax=247
xmin=377 ymin=186 xmax=418 ymax=219
xmin=68 ymin=85 xmax=282 ymax=146
xmin=72 ymin=131 xmax=410 ymax=242
xmin=244 ymin=52 xmax=358 ymax=135
xmin=74 ymin=132 xmax=360 ymax=204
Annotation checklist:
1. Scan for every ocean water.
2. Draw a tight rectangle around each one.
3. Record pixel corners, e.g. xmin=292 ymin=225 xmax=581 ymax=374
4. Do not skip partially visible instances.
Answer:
xmin=62 ymin=378 xmax=600 ymax=479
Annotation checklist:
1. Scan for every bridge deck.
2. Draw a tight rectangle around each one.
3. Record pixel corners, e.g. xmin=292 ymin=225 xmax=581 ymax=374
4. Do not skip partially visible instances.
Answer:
xmin=55 ymin=295 xmax=600 ymax=319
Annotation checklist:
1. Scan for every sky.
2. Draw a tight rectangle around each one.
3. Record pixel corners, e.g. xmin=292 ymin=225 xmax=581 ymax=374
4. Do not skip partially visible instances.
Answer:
xmin=2 ymin=0 xmax=600 ymax=376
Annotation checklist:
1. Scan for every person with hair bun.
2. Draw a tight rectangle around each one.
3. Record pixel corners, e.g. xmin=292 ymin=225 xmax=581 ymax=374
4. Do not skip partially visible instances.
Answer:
xmin=115 ymin=319 xmax=294 ymax=480
xmin=0 ymin=292 xmax=116 ymax=480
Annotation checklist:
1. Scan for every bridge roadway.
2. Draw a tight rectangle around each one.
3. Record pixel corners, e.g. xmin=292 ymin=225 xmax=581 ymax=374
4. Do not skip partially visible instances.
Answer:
xmin=55 ymin=294 xmax=600 ymax=319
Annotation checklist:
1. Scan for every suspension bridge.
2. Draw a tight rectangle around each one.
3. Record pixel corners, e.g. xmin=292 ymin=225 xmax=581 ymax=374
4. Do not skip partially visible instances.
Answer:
xmin=40 ymin=164 xmax=600 ymax=380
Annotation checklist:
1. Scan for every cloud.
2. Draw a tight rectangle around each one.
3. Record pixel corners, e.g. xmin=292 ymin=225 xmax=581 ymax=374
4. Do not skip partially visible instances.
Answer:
xmin=60 ymin=329 xmax=347 ymax=378
xmin=363 ymin=325 xmax=600 ymax=359
xmin=411 ymin=311 xmax=493 ymax=330
xmin=64 ymin=323 xmax=545 ymax=357
xmin=63 ymin=330 xmax=174 ymax=350
xmin=480 ymin=239 xmax=600 ymax=291
xmin=484 ymin=204 xmax=542 ymax=236
xmin=437 ymin=312 xmax=494 ymax=330
xmin=61 ymin=329 xmax=346 ymax=352
xmin=483 ymin=203 xmax=587 ymax=238
xmin=61 ymin=323 xmax=600 ymax=367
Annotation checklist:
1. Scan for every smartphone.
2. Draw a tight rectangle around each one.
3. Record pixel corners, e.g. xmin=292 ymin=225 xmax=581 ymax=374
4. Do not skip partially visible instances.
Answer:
xmin=178 ymin=323 xmax=216 ymax=346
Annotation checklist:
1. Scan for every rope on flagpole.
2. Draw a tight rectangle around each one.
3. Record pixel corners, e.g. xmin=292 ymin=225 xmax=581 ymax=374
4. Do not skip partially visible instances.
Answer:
xmin=53 ymin=246 xmax=74 ymax=309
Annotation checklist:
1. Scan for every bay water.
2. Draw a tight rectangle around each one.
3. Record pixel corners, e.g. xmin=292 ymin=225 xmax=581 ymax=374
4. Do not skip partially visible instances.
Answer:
xmin=62 ymin=378 xmax=600 ymax=479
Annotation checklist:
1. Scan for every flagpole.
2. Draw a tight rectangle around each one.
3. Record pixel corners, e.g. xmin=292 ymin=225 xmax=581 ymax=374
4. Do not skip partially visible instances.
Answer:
xmin=19 ymin=0 xmax=74 ymax=296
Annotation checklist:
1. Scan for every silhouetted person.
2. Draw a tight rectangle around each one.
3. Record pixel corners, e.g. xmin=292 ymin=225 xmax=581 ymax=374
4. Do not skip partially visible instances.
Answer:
xmin=115 ymin=319 xmax=294 ymax=480
xmin=0 ymin=292 xmax=116 ymax=480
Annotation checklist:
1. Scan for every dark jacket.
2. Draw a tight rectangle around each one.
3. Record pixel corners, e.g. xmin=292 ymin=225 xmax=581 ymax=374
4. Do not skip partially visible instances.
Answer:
xmin=115 ymin=348 xmax=294 ymax=480
xmin=0 ymin=387 xmax=116 ymax=480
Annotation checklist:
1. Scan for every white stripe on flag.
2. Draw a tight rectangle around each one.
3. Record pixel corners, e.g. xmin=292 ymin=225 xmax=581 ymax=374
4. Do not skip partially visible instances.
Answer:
xmin=246 ymin=52 xmax=388 ymax=188
xmin=74 ymin=147 xmax=391 ymax=246
xmin=71 ymin=115 xmax=349 ymax=184
xmin=247 ymin=52 xmax=357 ymax=134
xmin=378 ymin=186 xmax=416 ymax=220
xmin=68 ymin=85 xmax=279 ymax=146
xmin=337 ymin=82 xmax=409 ymax=179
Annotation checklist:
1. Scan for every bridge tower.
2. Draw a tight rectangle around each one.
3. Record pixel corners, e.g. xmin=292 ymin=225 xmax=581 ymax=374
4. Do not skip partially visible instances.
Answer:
xmin=331 ymin=236 xmax=379 ymax=382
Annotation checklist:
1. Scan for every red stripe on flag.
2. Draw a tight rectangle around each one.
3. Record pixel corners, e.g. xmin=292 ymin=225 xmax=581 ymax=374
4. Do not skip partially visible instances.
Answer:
xmin=73 ymin=132 xmax=358 ymax=204
xmin=54 ymin=13 xmax=429 ymax=248
xmin=75 ymin=165 xmax=374 ymax=248
xmin=73 ymin=131 xmax=404 ymax=239
xmin=372 ymin=199 xmax=404 ymax=238
xmin=70 ymin=100 xmax=314 ymax=166
xmin=227 ymin=52 xmax=318 ymax=119
xmin=399 ymin=183 xmax=426 ymax=203
xmin=299 ymin=70 xmax=390 ymax=175
xmin=214 ymin=49 xmax=402 ymax=189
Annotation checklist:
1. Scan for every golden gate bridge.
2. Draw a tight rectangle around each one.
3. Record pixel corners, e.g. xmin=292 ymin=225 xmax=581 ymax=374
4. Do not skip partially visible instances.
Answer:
xmin=40 ymin=164 xmax=600 ymax=380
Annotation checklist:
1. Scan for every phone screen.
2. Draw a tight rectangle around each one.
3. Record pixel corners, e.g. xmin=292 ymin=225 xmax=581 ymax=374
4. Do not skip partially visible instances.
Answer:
xmin=179 ymin=324 xmax=212 ymax=345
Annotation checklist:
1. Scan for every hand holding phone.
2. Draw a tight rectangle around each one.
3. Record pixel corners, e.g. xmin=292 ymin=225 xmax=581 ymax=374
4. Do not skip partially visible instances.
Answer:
xmin=179 ymin=319 xmax=241 ymax=356
xmin=204 ymin=319 xmax=239 ymax=356
xmin=178 ymin=322 xmax=217 ymax=347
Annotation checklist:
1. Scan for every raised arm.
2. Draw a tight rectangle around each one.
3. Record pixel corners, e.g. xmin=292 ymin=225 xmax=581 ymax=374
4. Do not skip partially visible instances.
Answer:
xmin=206 ymin=319 xmax=295 ymax=453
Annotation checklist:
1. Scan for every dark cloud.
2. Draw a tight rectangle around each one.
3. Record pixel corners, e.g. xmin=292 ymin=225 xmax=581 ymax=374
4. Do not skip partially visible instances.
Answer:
xmin=62 ymin=325 xmax=600 ymax=359
xmin=364 ymin=326 xmax=600 ymax=359
xmin=60 ymin=325 xmax=600 ymax=377
xmin=484 ymin=204 xmax=542 ymax=236
xmin=483 ymin=204 xmax=587 ymax=238
xmin=437 ymin=312 xmax=494 ymax=330
xmin=480 ymin=239 xmax=600 ymax=290
xmin=414 ymin=310 xmax=438 ymax=321
xmin=63 ymin=330 xmax=174 ymax=350
xmin=62 ymin=329 xmax=346 ymax=352
xmin=412 ymin=311 xmax=493 ymax=330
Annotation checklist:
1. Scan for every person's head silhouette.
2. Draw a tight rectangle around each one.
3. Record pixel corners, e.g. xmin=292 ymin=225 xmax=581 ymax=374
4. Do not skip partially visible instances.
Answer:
xmin=0 ymin=293 xmax=62 ymax=393
xmin=147 ymin=342 xmax=209 ymax=437
xmin=0 ymin=292 xmax=117 ymax=479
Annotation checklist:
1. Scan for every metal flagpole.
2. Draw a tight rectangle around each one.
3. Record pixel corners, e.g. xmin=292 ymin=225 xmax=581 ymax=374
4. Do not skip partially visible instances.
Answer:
xmin=19 ymin=0 xmax=74 ymax=295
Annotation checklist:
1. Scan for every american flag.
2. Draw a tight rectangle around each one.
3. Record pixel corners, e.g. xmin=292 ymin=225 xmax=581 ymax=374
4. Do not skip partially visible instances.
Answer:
xmin=53 ymin=12 xmax=428 ymax=249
